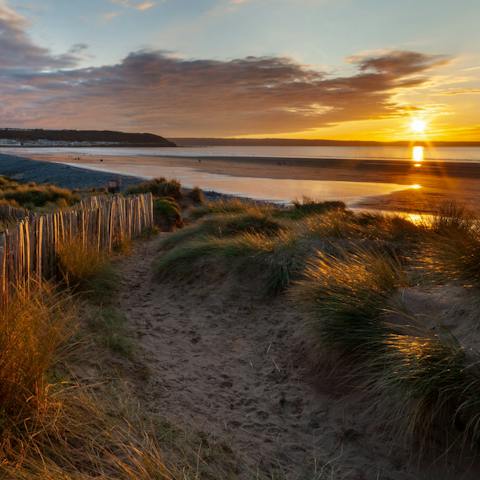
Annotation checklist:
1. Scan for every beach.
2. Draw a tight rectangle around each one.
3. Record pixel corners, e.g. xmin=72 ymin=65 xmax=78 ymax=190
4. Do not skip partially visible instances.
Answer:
xmin=13 ymin=149 xmax=480 ymax=214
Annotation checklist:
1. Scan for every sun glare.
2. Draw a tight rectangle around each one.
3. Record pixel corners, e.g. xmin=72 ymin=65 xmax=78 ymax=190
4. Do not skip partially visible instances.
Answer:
xmin=410 ymin=118 xmax=427 ymax=134
xmin=413 ymin=145 xmax=424 ymax=164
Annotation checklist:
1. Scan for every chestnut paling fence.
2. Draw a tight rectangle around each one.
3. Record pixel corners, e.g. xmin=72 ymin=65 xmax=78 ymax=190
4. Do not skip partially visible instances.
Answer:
xmin=0 ymin=193 xmax=154 ymax=302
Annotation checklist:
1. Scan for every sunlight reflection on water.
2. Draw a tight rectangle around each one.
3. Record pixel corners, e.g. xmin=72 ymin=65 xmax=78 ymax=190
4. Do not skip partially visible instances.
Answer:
xmin=66 ymin=161 xmax=412 ymax=205
xmin=412 ymin=145 xmax=424 ymax=168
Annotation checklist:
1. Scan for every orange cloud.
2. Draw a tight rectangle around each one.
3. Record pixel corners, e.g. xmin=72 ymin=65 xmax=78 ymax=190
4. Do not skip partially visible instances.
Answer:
xmin=0 ymin=46 xmax=451 ymax=137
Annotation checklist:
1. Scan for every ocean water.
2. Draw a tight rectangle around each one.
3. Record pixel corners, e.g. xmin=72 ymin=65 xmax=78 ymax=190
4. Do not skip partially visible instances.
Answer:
xmin=5 ymin=145 xmax=480 ymax=162
xmin=2 ymin=145 xmax=479 ymax=205
xmin=63 ymin=161 xmax=414 ymax=205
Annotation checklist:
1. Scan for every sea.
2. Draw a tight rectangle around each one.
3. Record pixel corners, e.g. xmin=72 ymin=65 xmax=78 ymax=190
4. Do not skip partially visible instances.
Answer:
xmin=3 ymin=145 xmax=480 ymax=205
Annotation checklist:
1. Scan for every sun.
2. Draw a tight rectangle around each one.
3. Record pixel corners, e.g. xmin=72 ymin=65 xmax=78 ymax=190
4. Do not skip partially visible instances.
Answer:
xmin=410 ymin=118 xmax=427 ymax=134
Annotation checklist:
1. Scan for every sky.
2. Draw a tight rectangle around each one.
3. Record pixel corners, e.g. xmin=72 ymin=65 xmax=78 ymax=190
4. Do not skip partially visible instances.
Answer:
xmin=0 ymin=0 xmax=479 ymax=140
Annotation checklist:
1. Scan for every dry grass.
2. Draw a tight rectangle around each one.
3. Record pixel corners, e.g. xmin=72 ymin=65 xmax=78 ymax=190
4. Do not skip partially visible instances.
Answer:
xmin=1 ymin=383 xmax=176 ymax=479
xmin=0 ymin=284 xmax=75 ymax=421
xmin=188 ymin=198 xmax=271 ymax=220
xmin=57 ymin=237 xmax=118 ymax=302
xmin=0 ymin=176 xmax=78 ymax=209
xmin=0 ymin=285 xmax=196 ymax=479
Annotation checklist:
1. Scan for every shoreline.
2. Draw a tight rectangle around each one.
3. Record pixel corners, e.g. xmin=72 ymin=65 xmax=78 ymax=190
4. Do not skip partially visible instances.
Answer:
xmin=26 ymin=151 xmax=480 ymax=213
xmin=3 ymin=151 xmax=480 ymax=214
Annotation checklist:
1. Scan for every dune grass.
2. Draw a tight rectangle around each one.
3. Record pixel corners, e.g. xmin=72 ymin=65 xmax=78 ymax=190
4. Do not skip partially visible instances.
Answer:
xmin=0 ymin=278 xmax=212 ymax=478
xmin=367 ymin=324 xmax=480 ymax=451
xmin=89 ymin=307 xmax=135 ymax=358
xmin=154 ymin=198 xmax=480 ymax=453
xmin=292 ymin=247 xmax=405 ymax=358
xmin=127 ymin=177 xmax=182 ymax=200
xmin=0 ymin=176 xmax=79 ymax=209
xmin=155 ymin=232 xmax=264 ymax=280
xmin=57 ymin=237 xmax=119 ymax=302
xmin=292 ymin=242 xmax=480 ymax=452
xmin=424 ymin=204 xmax=480 ymax=285
xmin=0 ymin=284 xmax=75 ymax=420
xmin=187 ymin=186 xmax=205 ymax=205
xmin=276 ymin=198 xmax=346 ymax=220
xmin=154 ymin=197 xmax=183 ymax=230
xmin=156 ymin=201 xmax=419 ymax=296
xmin=0 ymin=382 xmax=176 ymax=479
xmin=159 ymin=211 xmax=283 ymax=250
xmin=188 ymin=198 xmax=271 ymax=220
xmin=156 ymin=226 xmax=336 ymax=296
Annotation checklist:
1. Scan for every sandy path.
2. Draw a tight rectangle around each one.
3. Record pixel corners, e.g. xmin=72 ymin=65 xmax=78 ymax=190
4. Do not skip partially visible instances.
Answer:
xmin=115 ymin=236 xmax=458 ymax=480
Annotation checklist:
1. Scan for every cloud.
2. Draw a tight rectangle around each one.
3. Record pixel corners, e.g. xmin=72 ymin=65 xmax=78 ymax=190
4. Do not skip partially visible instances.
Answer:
xmin=109 ymin=0 xmax=156 ymax=11
xmin=437 ymin=88 xmax=480 ymax=96
xmin=0 ymin=46 xmax=450 ymax=136
xmin=0 ymin=2 xmax=452 ymax=135
xmin=0 ymin=2 xmax=79 ymax=70
xmin=102 ymin=1 xmax=156 ymax=22
xmin=102 ymin=10 xmax=121 ymax=21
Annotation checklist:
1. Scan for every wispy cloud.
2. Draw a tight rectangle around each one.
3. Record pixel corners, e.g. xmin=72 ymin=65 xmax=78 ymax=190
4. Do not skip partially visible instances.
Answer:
xmin=102 ymin=11 xmax=121 ymax=21
xmin=102 ymin=0 xmax=156 ymax=22
xmin=110 ymin=0 xmax=156 ymax=11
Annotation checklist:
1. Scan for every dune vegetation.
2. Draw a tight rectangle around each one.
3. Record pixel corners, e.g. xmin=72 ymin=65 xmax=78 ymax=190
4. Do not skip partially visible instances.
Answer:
xmin=0 ymin=176 xmax=79 ymax=209
xmin=155 ymin=197 xmax=480 ymax=459
xmin=0 ymin=177 xmax=229 ymax=479
xmin=4 ymin=171 xmax=480 ymax=477
xmin=0 ymin=283 xmax=178 ymax=480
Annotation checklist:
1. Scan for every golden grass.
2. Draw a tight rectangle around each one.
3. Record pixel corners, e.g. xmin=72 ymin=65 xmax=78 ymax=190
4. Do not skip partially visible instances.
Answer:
xmin=188 ymin=198 xmax=271 ymax=220
xmin=0 ymin=176 xmax=78 ymax=209
xmin=57 ymin=237 xmax=118 ymax=302
xmin=1 ymin=385 xmax=175 ymax=479
xmin=292 ymin=247 xmax=404 ymax=358
xmin=0 ymin=284 xmax=75 ymax=419
xmin=0 ymin=284 xmax=176 ymax=479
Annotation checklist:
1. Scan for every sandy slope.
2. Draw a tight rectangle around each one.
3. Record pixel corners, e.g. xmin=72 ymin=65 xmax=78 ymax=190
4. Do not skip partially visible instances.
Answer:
xmin=115 ymin=236 xmax=478 ymax=480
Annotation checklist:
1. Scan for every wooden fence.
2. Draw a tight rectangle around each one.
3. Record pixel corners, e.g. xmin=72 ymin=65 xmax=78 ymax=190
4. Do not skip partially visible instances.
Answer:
xmin=0 ymin=193 xmax=153 ymax=302
xmin=0 ymin=204 xmax=28 ymax=222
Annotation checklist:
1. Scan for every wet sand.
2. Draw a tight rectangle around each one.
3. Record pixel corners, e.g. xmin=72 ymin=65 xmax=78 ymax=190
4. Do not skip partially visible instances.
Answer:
xmin=24 ymin=152 xmax=480 ymax=213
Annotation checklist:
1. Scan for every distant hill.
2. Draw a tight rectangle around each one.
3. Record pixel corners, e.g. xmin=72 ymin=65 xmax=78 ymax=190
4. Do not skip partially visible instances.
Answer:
xmin=173 ymin=138 xmax=480 ymax=147
xmin=0 ymin=129 xmax=176 ymax=147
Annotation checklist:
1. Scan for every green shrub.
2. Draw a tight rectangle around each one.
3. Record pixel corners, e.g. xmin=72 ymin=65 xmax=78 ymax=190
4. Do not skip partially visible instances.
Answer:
xmin=154 ymin=197 xmax=183 ymax=230
xmin=127 ymin=177 xmax=182 ymax=200
xmin=187 ymin=186 xmax=205 ymax=205
xmin=275 ymin=198 xmax=346 ymax=220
